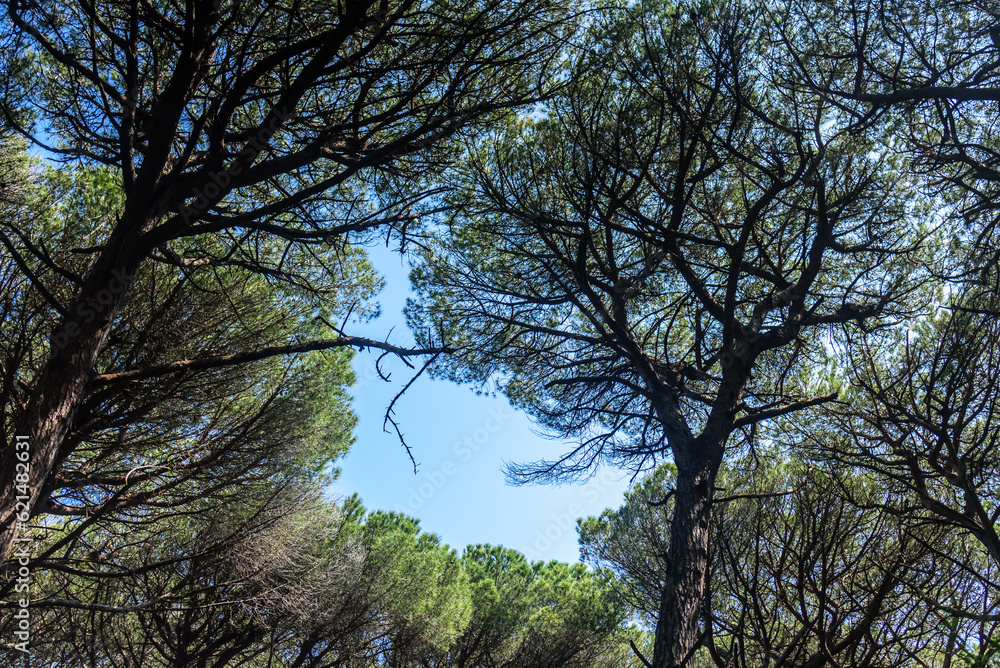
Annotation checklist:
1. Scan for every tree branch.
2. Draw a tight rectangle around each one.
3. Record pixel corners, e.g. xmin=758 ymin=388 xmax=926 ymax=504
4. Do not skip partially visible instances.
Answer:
xmin=89 ymin=337 xmax=452 ymax=385
xmin=732 ymin=392 xmax=838 ymax=429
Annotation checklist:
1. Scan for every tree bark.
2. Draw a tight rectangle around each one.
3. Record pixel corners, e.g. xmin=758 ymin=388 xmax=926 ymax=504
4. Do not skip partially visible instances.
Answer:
xmin=0 ymin=247 xmax=140 ymax=562
xmin=650 ymin=435 xmax=723 ymax=668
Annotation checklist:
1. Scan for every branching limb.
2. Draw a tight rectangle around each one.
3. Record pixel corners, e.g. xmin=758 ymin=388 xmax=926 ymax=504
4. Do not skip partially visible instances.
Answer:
xmin=383 ymin=352 xmax=441 ymax=474
xmin=630 ymin=639 xmax=653 ymax=668
xmin=89 ymin=337 xmax=452 ymax=385
xmin=732 ymin=392 xmax=838 ymax=429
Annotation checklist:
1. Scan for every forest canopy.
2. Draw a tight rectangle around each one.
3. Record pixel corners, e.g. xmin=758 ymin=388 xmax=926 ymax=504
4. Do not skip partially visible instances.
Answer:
xmin=2 ymin=0 xmax=1000 ymax=666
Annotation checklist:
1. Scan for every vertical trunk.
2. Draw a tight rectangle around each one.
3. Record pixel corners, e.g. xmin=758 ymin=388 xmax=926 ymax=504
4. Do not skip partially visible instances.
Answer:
xmin=651 ymin=437 xmax=723 ymax=668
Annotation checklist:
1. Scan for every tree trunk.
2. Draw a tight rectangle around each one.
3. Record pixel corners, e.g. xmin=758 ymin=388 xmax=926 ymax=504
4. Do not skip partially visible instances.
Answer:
xmin=651 ymin=437 xmax=723 ymax=667
xmin=0 ymin=249 xmax=138 ymax=562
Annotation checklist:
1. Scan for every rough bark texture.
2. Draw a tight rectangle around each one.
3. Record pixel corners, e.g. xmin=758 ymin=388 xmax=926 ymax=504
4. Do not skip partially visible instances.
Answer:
xmin=646 ymin=356 xmax=750 ymax=667
xmin=0 ymin=244 xmax=141 ymax=561
xmin=651 ymin=439 xmax=723 ymax=667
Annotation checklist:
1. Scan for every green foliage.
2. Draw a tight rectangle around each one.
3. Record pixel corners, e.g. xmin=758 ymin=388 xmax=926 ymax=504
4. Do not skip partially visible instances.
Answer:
xmin=419 ymin=543 xmax=631 ymax=668
xmin=407 ymin=0 xmax=938 ymax=484
xmin=579 ymin=456 xmax=954 ymax=666
xmin=578 ymin=463 xmax=675 ymax=625
xmin=353 ymin=509 xmax=473 ymax=653
xmin=8 ymin=0 xmax=1000 ymax=665
xmin=18 ymin=490 xmax=638 ymax=668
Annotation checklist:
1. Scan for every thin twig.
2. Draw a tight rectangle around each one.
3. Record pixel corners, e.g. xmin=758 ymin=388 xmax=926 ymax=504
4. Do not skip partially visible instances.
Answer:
xmin=383 ymin=352 xmax=441 ymax=474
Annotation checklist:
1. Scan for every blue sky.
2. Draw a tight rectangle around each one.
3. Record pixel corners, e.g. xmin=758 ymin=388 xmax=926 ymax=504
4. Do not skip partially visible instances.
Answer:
xmin=329 ymin=244 xmax=633 ymax=564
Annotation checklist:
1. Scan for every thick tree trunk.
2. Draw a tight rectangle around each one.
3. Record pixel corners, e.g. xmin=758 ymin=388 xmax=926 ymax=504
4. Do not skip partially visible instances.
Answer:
xmin=0 ymin=250 xmax=138 ymax=563
xmin=650 ymin=438 xmax=722 ymax=667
